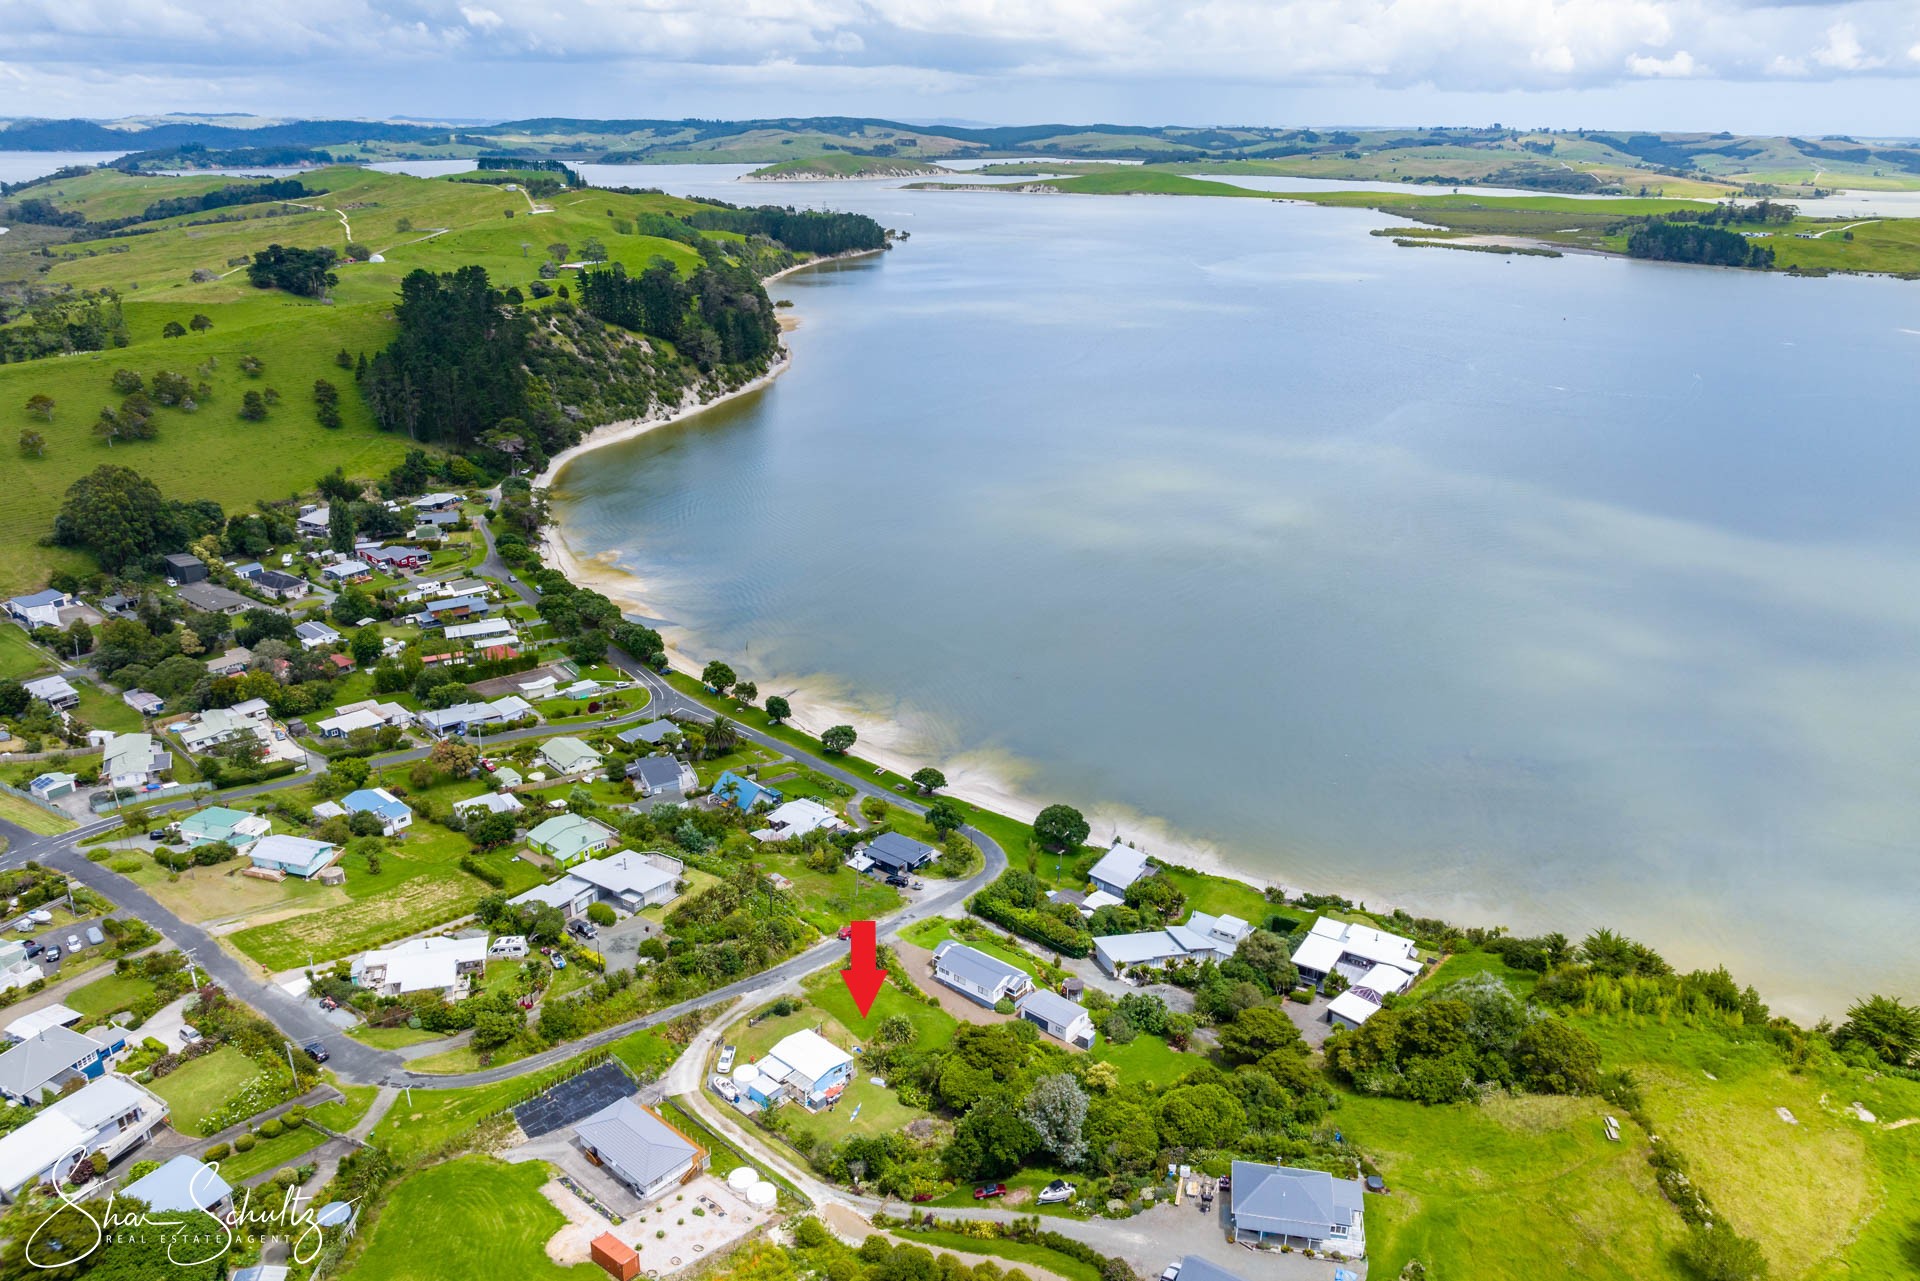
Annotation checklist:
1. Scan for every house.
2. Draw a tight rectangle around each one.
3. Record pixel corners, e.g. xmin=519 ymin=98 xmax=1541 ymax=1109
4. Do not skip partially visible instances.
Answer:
xmin=417 ymin=695 xmax=537 ymax=737
xmin=411 ymin=491 xmax=463 ymax=512
xmin=527 ymin=813 xmax=617 ymax=866
xmin=295 ymin=620 xmax=342 ymax=650
xmin=410 ymin=594 xmax=491 ymax=626
xmin=231 ymin=562 xmax=264 ymax=581
xmin=162 ymin=552 xmax=208 ymax=584
xmin=1086 ymin=841 xmax=1151 ymax=897
xmin=27 ymin=772 xmax=77 ymax=801
xmin=749 ymin=1029 xmax=854 ymax=1110
xmin=1325 ymin=963 xmax=1417 ymax=1030
xmin=861 ymin=831 xmax=938 ymax=877
xmin=615 ymin=719 xmax=680 ymax=747
xmin=315 ymin=699 xmax=412 ymax=738
xmin=1092 ymin=910 xmax=1252 ymax=977
xmin=4 ymin=588 xmax=73 ymax=629
xmin=628 ymin=755 xmax=697 ymax=799
xmin=173 ymin=700 xmax=274 ymax=754
xmin=4 ymin=1005 xmax=82 ymax=1044
xmin=356 ymin=544 xmax=425 ymax=571
xmin=253 ymin=569 xmax=308 ymax=601
xmin=177 ymin=581 xmax=252 ymax=614
xmin=751 ymin=798 xmax=845 ymax=842
xmin=709 ymin=769 xmax=780 ymax=812
xmin=444 ymin=617 xmax=517 ymax=645
xmin=207 ymin=646 xmax=253 ymax=676
xmin=510 ymin=877 xmax=596 ymax=920
xmin=0 ymin=1076 xmax=169 ymax=1202
xmin=296 ymin=505 xmax=331 ymax=537
xmin=573 ymin=1099 xmax=703 ymax=1201
xmin=564 ymin=851 xmax=683 ymax=913
xmin=453 ymin=791 xmax=524 ymax=818
xmin=248 ymin=834 xmax=340 ymax=879
xmin=0 ymin=1025 xmax=128 ymax=1104
xmin=0 ymin=958 xmax=43 ymax=995
xmin=23 ymin=675 xmax=78 ymax=709
xmin=121 ymin=1154 xmax=234 ymax=1216
xmin=179 ymin=805 xmax=272 ymax=852
xmin=1228 ymin=1160 xmax=1366 ymax=1257
xmin=537 ymin=736 xmax=604 ymax=777
xmin=1290 ymin=917 xmax=1421 ymax=991
xmin=102 ymin=732 xmax=171 ymax=790
xmin=341 ymin=787 xmax=413 ymax=835
xmin=353 ymin=935 xmax=489 ymax=996
xmin=321 ymin=559 xmax=372 ymax=584
xmin=121 ymin=689 xmax=165 ymax=717
xmin=1016 ymin=988 xmax=1097 ymax=1048
xmin=493 ymin=764 xmax=524 ymax=788
xmin=931 ymin=940 xmax=1033 ymax=1007
xmin=1167 ymin=1257 xmax=1254 ymax=1281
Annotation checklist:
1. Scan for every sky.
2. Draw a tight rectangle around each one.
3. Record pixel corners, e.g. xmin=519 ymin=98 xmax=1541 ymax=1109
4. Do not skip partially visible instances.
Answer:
xmin=3 ymin=0 xmax=1919 ymax=135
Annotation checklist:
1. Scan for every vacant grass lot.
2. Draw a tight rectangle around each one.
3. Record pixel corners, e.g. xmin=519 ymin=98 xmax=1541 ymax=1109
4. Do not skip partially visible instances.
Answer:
xmin=150 ymin=1046 xmax=264 ymax=1134
xmin=349 ymin=1156 xmax=597 ymax=1281
xmin=0 ymin=794 xmax=74 ymax=835
xmin=64 ymin=969 xmax=154 ymax=1019
xmin=214 ymin=1124 xmax=329 ymax=1182
xmin=0 ymin=627 xmax=52 ymax=680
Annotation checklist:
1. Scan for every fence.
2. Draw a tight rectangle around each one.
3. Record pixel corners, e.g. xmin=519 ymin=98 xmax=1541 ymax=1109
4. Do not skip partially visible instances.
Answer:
xmin=0 ymin=778 xmax=69 ymax=822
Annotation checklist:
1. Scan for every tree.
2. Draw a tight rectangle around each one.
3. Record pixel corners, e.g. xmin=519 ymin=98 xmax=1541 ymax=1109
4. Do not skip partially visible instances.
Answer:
xmin=944 ymin=1096 xmax=1038 ymax=1180
xmin=911 ymin=767 xmax=947 ymax=794
xmin=0 ymin=681 xmax=27 ymax=717
xmin=1232 ymin=930 xmax=1299 ymax=995
xmin=733 ymin=680 xmax=758 ymax=704
xmin=467 ymin=810 xmax=517 ymax=849
xmin=189 ymin=313 xmax=213 ymax=332
xmin=161 ymin=320 xmax=187 ymax=339
xmin=329 ymin=502 xmax=356 ymax=554
xmin=926 ymin=799 xmax=964 ymax=838
xmin=472 ymin=1008 xmax=521 ymax=1051
xmin=52 ymin=465 xmax=180 ymax=571
xmin=247 ymin=244 xmax=338 ymax=297
xmin=822 ymin=724 xmax=857 ymax=754
xmin=1218 ymin=1004 xmax=1307 ymax=1064
xmin=17 ymin=429 xmax=44 ymax=458
xmin=1022 ymin=1073 xmax=1090 ymax=1167
xmin=586 ymin=901 xmax=617 ymax=928
xmin=313 ymin=378 xmax=342 ymax=429
xmin=327 ymin=755 xmax=371 ymax=791
xmin=429 ymin=739 xmax=479 ymax=777
xmin=876 ymin=1014 xmax=917 ymax=1046
xmin=701 ymin=660 xmax=736 ymax=694
xmin=1677 ymin=1222 xmax=1770 ymax=1281
xmin=25 ymin=393 xmax=54 ymax=421
xmin=1033 ymin=804 xmax=1090 ymax=853
xmin=239 ymin=354 xmax=265 ymax=377
xmin=705 ymin=716 xmax=740 ymax=757
xmin=765 ymin=695 xmax=791 ymax=724
xmin=1837 ymin=994 xmax=1920 ymax=1066
xmin=1513 ymin=1017 xmax=1601 ymax=1095
xmin=238 ymin=390 xmax=267 ymax=421
xmin=1155 ymin=1082 xmax=1246 ymax=1149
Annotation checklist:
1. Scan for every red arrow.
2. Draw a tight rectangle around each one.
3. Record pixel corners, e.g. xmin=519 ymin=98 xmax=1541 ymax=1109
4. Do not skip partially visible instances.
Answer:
xmin=840 ymin=920 xmax=886 ymax=1017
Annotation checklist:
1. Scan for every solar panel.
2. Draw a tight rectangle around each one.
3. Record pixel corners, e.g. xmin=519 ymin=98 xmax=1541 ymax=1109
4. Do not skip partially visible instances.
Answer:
xmin=512 ymin=1062 xmax=635 ymax=1138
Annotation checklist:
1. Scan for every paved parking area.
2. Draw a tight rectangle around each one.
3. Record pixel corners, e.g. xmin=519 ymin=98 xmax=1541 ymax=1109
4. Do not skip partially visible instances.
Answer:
xmin=597 ymin=913 xmax=661 ymax=972
xmin=538 ymin=1173 xmax=771 ymax=1274
xmin=1102 ymin=1200 xmax=1366 ymax=1281
xmin=1280 ymin=994 xmax=1339 ymax=1050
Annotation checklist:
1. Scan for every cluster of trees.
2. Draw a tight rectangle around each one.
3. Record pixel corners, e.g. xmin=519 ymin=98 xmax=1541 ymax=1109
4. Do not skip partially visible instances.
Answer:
xmin=681 ymin=204 xmax=888 ymax=256
xmin=1624 ymin=220 xmax=1775 ymax=269
xmin=0 ymin=290 xmax=128 ymax=363
xmin=359 ymin=266 xmax=533 ymax=450
xmin=246 ymin=243 xmax=340 ymax=297
xmin=969 ymin=869 xmax=1093 ymax=957
xmin=52 ymin=465 xmax=224 ymax=572
xmin=577 ymin=258 xmax=779 ymax=371
xmin=140 ymin=177 xmax=319 ymax=223
xmin=1669 ymin=199 xmax=1798 ymax=226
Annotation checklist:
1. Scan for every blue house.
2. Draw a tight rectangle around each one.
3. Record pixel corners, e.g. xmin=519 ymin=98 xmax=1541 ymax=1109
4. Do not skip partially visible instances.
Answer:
xmin=341 ymin=787 xmax=414 ymax=835
xmin=710 ymin=770 xmax=781 ymax=812
xmin=0 ymin=1026 xmax=127 ymax=1104
xmin=248 ymin=834 xmax=341 ymax=879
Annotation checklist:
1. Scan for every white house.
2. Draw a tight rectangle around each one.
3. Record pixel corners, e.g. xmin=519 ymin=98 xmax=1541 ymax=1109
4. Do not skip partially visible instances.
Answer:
xmin=352 ymin=935 xmax=489 ymax=997
xmin=573 ymin=1099 xmax=704 ymax=1201
xmin=417 ymin=695 xmax=537 ymax=737
xmin=27 ymin=772 xmax=77 ymax=801
xmin=1091 ymin=909 xmax=1254 ymax=976
xmin=511 ymin=851 xmax=682 ymax=919
xmin=248 ymin=834 xmax=339 ymax=879
xmin=0 ymin=1076 xmax=170 ymax=1202
xmin=537 ymin=736 xmax=604 ymax=777
xmin=453 ymin=791 xmax=524 ymax=818
xmin=1086 ymin=841 xmax=1151 ymax=896
xmin=296 ymin=505 xmax=332 ymax=537
xmin=22 ymin=675 xmax=78 ymax=710
xmin=751 ymin=798 xmax=846 ymax=842
xmin=1290 ymin=917 xmax=1420 ymax=991
xmin=1326 ymin=963 xmax=1417 ymax=1030
xmin=1228 ymin=1160 xmax=1366 ymax=1257
xmin=314 ymin=699 xmax=412 ymax=738
xmin=443 ymin=617 xmax=517 ymax=645
xmin=294 ymin=620 xmax=342 ymax=650
xmin=3 ymin=589 xmax=73 ymax=629
xmin=174 ymin=702 xmax=273 ymax=754
xmin=121 ymin=1154 xmax=233 ymax=1216
xmin=931 ymin=940 xmax=1033 ymax=1007
xmin=1016 ymin=988 xmax=1097 ymax=1048
xmin=121 ymin=689 xmax=165 ymax=717
xmin=745 ymin=1029 xmax=855 ymax=1110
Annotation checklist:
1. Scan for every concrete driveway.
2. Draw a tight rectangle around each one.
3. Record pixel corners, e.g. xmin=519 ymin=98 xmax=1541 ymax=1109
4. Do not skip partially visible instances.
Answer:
xmin=141 ymin=993 xmax=198 ymax=1049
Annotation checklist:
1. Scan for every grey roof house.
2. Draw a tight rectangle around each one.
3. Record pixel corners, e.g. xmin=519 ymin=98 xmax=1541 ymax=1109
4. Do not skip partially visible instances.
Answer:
xmin=0 ymin=1025 xmax=126 ymax=1104
xmin=1015 ymin=988 xmax=1097 ymax=1048
xmin=862 ymin=831 xmax=938 ymax=874
xmin=616 ymin=719 xmax=681 ymax=746
xmin=162 ymin=553 xmax=207 ymax=584
xmin=930 ymin=940 xmax=1032 ymax=1007
xmin=573 ymin=1098 xmax=703 ymax=1200
xmin=627 ymin=755 xmax=696 ymax=797
xmin=1229 ymin=1160 xmax=1367 ymax=1258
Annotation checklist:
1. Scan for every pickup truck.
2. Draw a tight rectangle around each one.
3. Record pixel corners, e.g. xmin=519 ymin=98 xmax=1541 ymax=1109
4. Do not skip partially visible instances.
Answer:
xmin=972 ymin=1184 xmax=1007 ymax=1201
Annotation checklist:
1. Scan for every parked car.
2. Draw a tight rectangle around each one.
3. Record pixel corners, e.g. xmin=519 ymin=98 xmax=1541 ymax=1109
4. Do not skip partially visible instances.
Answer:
xmin=146 ymin=830 xmax=168 ymax=841
xmin=302 ymin=1040 xmax=330 ymax=1063
xmin=836 ymin=924 xmax=853 ymax=940
xmin=568 ymin=919 xmax=598 ymax=940
xmin=66 ymin=934 xmax=81 ymax=952
xmin=85 ymin=926 xmax=104 ymax=947
xmin=179 ymin=1026 xmax=203 ymax=1045
xmin=972 ymin=1184 xmax=1008 ymax=1201
xmin=717 ymin=1044 xmax=737 ymax=1073
xmin=550 ymin=953 xmax=567 ymax=971
xmin=1037 ymin=1179 xmax=1075 ymax=1205
xmin=911 ymin=1190 xmax=936 ymax=1203
xmin=21 ymin=940 xmax=43 ymax=959
xmin=43 ymin=946 xmax=60 ymax=963
xmin=1160 ymin=1264 xmax=1182 ymax=1281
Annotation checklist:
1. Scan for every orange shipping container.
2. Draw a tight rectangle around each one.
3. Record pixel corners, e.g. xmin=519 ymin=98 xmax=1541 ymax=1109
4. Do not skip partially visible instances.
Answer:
xmin=591 ymin=1232 xmax=639 ymax=1281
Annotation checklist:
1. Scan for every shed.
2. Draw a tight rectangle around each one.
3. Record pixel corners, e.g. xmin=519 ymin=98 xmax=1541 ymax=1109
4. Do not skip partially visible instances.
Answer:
xmin=591 ymin=1232 xmax=640 ymax=1281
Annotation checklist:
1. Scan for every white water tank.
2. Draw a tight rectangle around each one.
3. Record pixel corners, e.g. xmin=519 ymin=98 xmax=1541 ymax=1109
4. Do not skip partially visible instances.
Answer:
xmin=727 ymin=1166 xmax=758 ymax=1194
xmin=747 ymin=1181 xmax=776 ymax=1210
xmin=732 ymin=1063 xmax=762 ymax=1090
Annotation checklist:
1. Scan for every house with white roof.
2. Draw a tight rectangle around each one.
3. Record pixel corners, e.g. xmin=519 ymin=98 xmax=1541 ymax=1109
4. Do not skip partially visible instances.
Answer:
xmin=417 ymin=695 xmax=537 ymax=737
xmin=444 ymin=617 xmax=517 ymax=644
xmin=341 ymin=787 xmax=413 ymax=835
xmin=573 ymin=1099 xmax=704 ymax=1201
xmin=121 ymin=689 xmax=165 ymax=717
xmin=1228 ymin=1159 xmax=1366 ymax=1257
xmin=537 ymin=736 xmax=603 ymax=777
xmin=510 ymin=877 xmax=597 ymax=920
xmin=1086 ymin=841 xmax=1151 ymax=896
xmin=320 ymin=559 xmax=371 ymax=584
xmin=453 ymin=790 xmax=524 ymax=818
xmin=1326 ymin=963 xmax=1418 ymax=1030
xmin=174 ymin=700 xmax=275 ymax=754
xmin=248 ymin=834 xmax=339 ymax=879
xmin=0 ymin=1076 xmax=169 ymax=1202
xmin=294 ymin=620 xmax=343 ymax=650
xmin=1092 ymin=910 xmax=1254 ymax=977
xmin=1290 ymin=917 xmax=1421 ymax=991
xmin=4 ymin=1004 xmax=82 ymax=1044
xmin=743 ymin=1028 xmax=855 ymax=1110
xmin=352 ymin=935 xmax=488 ymax=997
xmin=296 ymin=505 xmax=332 ymax=537
xmin=751 ymin=798 xmax=846 ymax=842
xmin=527 ymin=813 xmax=617 ymax=866
xmin=511 ymin=851 xmax=682 ymax=919
xmin=27 ymin=772 xmax=77 ymax=801
xmin=22 ymin=674 xmax=78 ymax=710
xmin=931 ymin=940 xmax=1033 ymax=1007
xmin=1016 ymin=988 xmax=1097 ymax=1048
xmin=315 ymin=699 xmax=413 ymax=738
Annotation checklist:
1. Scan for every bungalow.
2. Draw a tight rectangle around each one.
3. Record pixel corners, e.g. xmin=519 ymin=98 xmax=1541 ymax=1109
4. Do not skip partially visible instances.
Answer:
xmin=410 ymin=594 xmax=491 ymax=626
xmin=746 ymin=1028 xmax=855 ymax=1110
xmin=1228 ymin=1160 xmax=1366 ymax=1258
xmin=121 ymin=1154 xmax=234 ymax=1217
xmin=341 ymin=787 xmax=413 ymax=835
xmin=628 ymin=755 xmax=697 ymax=799
xmin=1092 ymin=910 xmax=1252 ymax=977
xmin=417 ymin=695 xmax=537 ymax=737
xmin=493 ymin=764 xmax=525 ymax=788
xmin=0 ymin=1025 xmax=127 ymax=1104
xmin=352 ymin=935 xmax=488 ymax=997
xmin=26 ymin=772 xmax=76 ymax=801
xmin=453 ymin=791 xmax=524 ymax=818
xmin=174 ymin=700 xmax=273 ymax=753
xmin=537 ymin=736 xmax=604 ymax=777
xmin=248 ymin=834 xmax=340 ymax=879
xmin=232 ymin=562 xmax=265 ymax=581
xmin=161 ymin=553 xmax=208 ymax=584
xmin=315 ymin=699 xmax=412 ymax=738
xmin=1326 ymin=963 xmax=1417 ymax=1031
xmin=564 ymin=851 xmax=683 ymax=913
xmin=443 ymin=617 xmax=517 ymax=645
xmin=1016 ymin=988 xmax=1097 ymax=1049
xmin=102 ymin=731 xmax=170 ymax=790
xmin=1086 ymin=841 xmax=1151 ymax=897
xmin=296 ymin=506 xmax=331 ymax=537
xmin=751 ymin=798 xmax=845 ymax=842
xmin=295 ymin=620 xmax=343 ymax=650
xmin=861 ymin=831 xmax=938 ymax=877
xmin=527 ymin=813 xmax=618 ymax=866
xmin=615 ymin=719 xmax=680 ymax=747
xmin=23 ymin=675 xmax=78 ymax=710
xmin=207 ymin=646 xmax=253 ymax=676
xmin=0 ymin=957 xmax=43 ymax=995
xmin=356 ymin=544 xmax=425 ymax=571
xmin=179 ymin=805 xmax=272 ymax=852
xmin=510 ymin=877 xmax=596 ymax=920
xmin=0 ymin=1076 xmax=169 ymax=1203
xmin=931 ymin=940 xmax=1032 ymax=1007
xmin=177 ymin=581 xmax=252 ymax=614
xmin=1290 ymin=917 xmax=1421 ymax=992
xmin=320 ymin=559 xmax=372 ymax=584
xmin=121 ymin=689 xmax=165 ymax=717
xmin=573 ymin=1099 xmax=703 ymax=1201
xmin=709 ymin=769 xmax=780 ymax=812
xmin=252 ymin=570 xmax=307 ymax=601
xmin=411 ymin=491 xmax=463 ymax=512
xmin=4 ymin=588 xmax=73 ymax=629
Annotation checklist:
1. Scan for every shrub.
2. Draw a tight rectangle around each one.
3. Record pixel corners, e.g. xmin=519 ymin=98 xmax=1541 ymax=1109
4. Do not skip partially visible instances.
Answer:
xmin=203 ymin=1143 xmax=230 ymax=1161
xmin=258 ymin=1118 xmax=284 ymax=1139
xmin=232 ymin=1133 xmax=257 ymax=1153
xmin=587 ymin=902 xmax=616 ymax=927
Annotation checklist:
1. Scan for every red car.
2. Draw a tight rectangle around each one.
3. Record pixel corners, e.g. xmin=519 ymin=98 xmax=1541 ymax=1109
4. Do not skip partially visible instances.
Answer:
xmin=973 ymin=1184 xmax=1007 ymax=1200
xmin=837 ymin=925 xmax=854 ymax=941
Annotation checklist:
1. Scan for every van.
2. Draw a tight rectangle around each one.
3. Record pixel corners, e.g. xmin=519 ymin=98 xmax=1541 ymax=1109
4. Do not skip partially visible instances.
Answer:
xmin=488 ymin=935 xmax=528 ymax=959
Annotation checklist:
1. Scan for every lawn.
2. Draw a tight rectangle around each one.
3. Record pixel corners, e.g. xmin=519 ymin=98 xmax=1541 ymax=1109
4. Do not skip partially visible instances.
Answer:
xmin=0 ymin=794 xmax=75 ymax=836
xmin=64 ymin=970 xmax=155 ymax=1019
xmin=149 ymin=1046 xmax=266 ymax=1135
xmin=212 ymin=1124 xmax=329 ymax=1182
xmin=901 ymin=919 xmax=1041 ymax=979
xmin=309 ymin=1082 xmax=380 ymax=1133
xmin=348 ymin=1156 xmax=598 ymax=1281
xmin=0 ymin=626 xmax=52 ymax=680
xmin=347 ymin=1024 xmax=453 ymax=1050
xmin=608 ymin=1027 xmax=678 ymax=1079
xmin=69 ymin=680 xmax=143 ymax=734
xmin=369 ymin=1054 xmax=597 ymax=1165
xmin=1087 ymin=1032 xmax=1198 ymax=1088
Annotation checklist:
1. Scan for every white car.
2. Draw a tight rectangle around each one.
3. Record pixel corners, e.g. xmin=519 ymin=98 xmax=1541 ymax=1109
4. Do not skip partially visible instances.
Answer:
xmin=716 ymin=1044 xmax=737 ymax=1073
xmin=1160 ymin=1265 xmax=1181 ymax=1281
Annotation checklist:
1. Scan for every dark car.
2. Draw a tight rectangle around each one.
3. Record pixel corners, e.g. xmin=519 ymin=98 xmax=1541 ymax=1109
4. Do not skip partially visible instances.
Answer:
xmin=568 ymin=919 xmax=598 ymax=939
xmin=42 ymin=945 xmax=60 ymax=963
xmin=886 ymin=873 xmax=909 ymax=888
xmin=20 ymin=940 xmax=44 ymax=959
xmin=301 ymin=1040 xmax=330 ymax=1063
xmin=973 ymin=1184 xmax=1008 ymax=1200
xmin=147 ymin=829 xmax=168 ymax=841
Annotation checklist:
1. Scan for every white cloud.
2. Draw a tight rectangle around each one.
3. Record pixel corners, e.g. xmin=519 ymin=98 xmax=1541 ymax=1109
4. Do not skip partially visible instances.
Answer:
xmin=1813 ymin=21 xmax=1880 ymax=70
xmin=1627 ymin=49 xmax=1697 ymax=77
xmin=460 ymin=7 xmax=504 ymax=31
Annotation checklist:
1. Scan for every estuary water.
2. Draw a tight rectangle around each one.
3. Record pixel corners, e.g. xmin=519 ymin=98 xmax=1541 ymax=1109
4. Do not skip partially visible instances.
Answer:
xmin=552 ymin=164 xmax=1920 ymax=1017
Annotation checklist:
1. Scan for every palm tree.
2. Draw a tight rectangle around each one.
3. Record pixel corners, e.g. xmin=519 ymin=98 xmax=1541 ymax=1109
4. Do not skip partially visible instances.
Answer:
xmin=705 ymin=716 xmax=740 ymax=758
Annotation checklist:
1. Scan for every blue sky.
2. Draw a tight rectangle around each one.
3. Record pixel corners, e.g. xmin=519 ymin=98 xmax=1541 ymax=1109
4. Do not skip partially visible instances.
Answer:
xmin=4 ymin=0 xmax=1918 ymax=134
